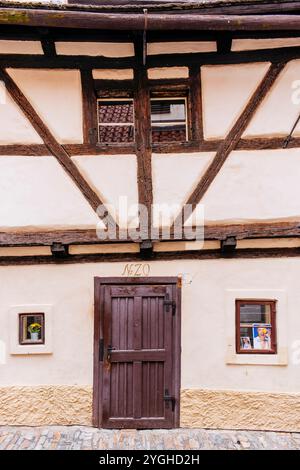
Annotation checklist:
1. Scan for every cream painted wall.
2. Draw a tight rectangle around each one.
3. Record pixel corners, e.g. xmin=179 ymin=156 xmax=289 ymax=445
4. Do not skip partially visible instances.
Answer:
xmin=201 ymin=62 xmax=270 ymax=139
xmin=0 ymin=90 xmax=42 ymax=144
xmin=55 ymin=43 xmax=134 ymax=57
xmin=1 ymin=258 xmax=300 ymax=393
xmin=0 ymin=156 xmax=100 ymax=229
xmin=245 ymin=60 xmax=300 ymax=137
xmin=7 ymin=69 xmax=83 ymax=144
xmin=153 ymin=149 xmax=300 ymax=224
xmin=72 ymin=155 xmax=139 ymax=228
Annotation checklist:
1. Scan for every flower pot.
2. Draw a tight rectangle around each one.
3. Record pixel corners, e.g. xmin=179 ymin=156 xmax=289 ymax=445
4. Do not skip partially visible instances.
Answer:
xmin=30 ymin=332 xmax=39 ymax=341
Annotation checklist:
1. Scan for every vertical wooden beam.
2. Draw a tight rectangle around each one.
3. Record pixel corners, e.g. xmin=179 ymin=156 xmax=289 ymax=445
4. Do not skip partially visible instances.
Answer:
xmin=134 ymin=35 xmax=153 ymax=235
xmin=173 ymin=61 xmax=286 ymax=228
xmin=80 ymin=69 xmax=98 ymax=144
xmin=189 ymin=64 xmax=203 ymax=143
xmin=0 ymin=67 xmax=117 ymax=228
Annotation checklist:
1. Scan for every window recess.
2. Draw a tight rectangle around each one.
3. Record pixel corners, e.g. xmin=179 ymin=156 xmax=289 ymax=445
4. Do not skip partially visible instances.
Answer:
xmin=97 ymin=98 xmax=135 ymax=144
xmin=150 ymin=97 xmax=188 ymax=143
xmin=236 ymin=300 xmax=277 ymax=354
xmin=19 ymin=313 xmax=45 ymax=345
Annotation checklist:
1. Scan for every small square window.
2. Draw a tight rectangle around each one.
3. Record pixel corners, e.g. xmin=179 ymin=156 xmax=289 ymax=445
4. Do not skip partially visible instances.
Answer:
xmin=236 ymin=300 xmax=277 ymax=354
xmin=19 ymin=313 xmax=45 ymax=345
xmin=97 ymin=99 xmax=135 ymax=143
xmin=150 ymin=98 xmax=188 ymax=143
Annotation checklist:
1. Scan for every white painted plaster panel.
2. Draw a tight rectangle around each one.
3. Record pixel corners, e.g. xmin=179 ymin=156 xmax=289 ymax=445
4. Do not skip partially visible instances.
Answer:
xmin=197 ymin=149 xmax=300 ymax=223
xmin=0 ymin=40 xmax=43 ymax=55
xmin=232 ymin=37 xmax=300 ymax=51
xmin=7 ymin=69 xmax=83 ymax=144
xmin=92 ymin=69 xmax=134 ymax=80
xmin=72 ymin=155 xmax=139 ymax=228
xmin=148 ymin=42 xmax=217 ymax=55
xmin=201 ymin=62 xmax=270 ymax=139
xmin=0 ymin=157 xmax=100 ymax=229
xmin=148 ymin=67 xmax=189 ymax=79
xmin=0 ymin=257 xmax=300 ymax=392
xmin=55 ymin=42 xmax=134 ymax=57
xmin=0 ymin=89 xmax=42 ymax=144
xmin=245 ymin=60 xmax=300 ymax=137
xmin=152 ymin=153 xmax=215 ymax=225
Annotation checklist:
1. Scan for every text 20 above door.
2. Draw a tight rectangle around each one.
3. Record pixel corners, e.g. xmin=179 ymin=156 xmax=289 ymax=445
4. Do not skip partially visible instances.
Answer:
xmin=93 ymin=277 xmax=181 ymax=429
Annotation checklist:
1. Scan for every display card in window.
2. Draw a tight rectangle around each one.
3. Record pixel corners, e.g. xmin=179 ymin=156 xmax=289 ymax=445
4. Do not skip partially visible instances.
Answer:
xmin=236 ymin=300 xmax=276 ymax=354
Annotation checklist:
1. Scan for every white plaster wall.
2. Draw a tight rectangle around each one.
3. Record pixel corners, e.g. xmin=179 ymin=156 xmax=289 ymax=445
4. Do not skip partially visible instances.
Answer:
xmin=153 ymin=149 xmax=300 ymax=225
xmin=148 ymin=42 xmax=217 ymax=55
xmin=152 ymin=153 xmax=214 ymax=224
xmin=55 ymin=43 xmax=134 ymax=57
xmin=0 ymin=41 xmax=43 ymax=55
xmin=201 ymin=149 xmax=300 ymax=223
xmin=201 ymin=62 xmax=270 ymax=139
xmin=1 ymin=257 xmax=300 ymax=393
xmin=0 ymin=157 xmax=100 ymax=229
xmin=72 ymin=155 xmax=139 ymax=228
xmin=232 ymin=38 xmax=300 ymax=51
xmin=0 ymin=89 xmax=42 ymax=144
xmin=148 ymin=67 xmax=189 ymax=79
xmin=245 ymin=60 xmax=300 ymax=137
xmin=7 ymin=69 xmax=83 ymax=144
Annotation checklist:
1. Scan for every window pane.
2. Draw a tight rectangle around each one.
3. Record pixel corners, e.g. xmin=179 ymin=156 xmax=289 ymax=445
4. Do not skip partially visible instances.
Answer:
xmin=98 ymin=100 xmax=134 ymax=124
xmin=99 ymin=125 xmax=134 ymax=143
xmin=240 ymin=303 xmax=271 ymax=324
xmin=20 ymin=313 xmax=44 ymax=344
xmin=151 ymin=99 xmax=186 ymax=123
xmin=152 ymin=125 xmax=187 ymax=143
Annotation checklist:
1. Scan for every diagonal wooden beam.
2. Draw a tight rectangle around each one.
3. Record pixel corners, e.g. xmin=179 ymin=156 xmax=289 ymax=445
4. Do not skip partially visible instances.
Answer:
xmin=173 ymin=61 xmax=286 ymax=228
xmin=0 ymin=67 xmax=117 ymax=228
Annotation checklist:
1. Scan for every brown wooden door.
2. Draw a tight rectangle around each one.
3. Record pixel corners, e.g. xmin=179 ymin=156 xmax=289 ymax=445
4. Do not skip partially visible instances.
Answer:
xmin=93 ymin=277 xmax=181 ymax=429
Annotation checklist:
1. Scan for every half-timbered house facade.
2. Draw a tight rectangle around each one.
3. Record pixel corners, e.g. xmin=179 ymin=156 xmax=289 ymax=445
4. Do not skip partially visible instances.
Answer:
xmin=0 ymin=0 xmax=300 ymax=431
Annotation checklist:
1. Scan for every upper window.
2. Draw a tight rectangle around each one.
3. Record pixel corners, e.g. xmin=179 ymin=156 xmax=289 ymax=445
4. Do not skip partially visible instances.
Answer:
xmin=97 ymin=99 xmax=135 ymax=144
xmin=150 ymin=98 xmax=188 ymax=143
xmin=236 ymin=300 xmax=277 ymax=354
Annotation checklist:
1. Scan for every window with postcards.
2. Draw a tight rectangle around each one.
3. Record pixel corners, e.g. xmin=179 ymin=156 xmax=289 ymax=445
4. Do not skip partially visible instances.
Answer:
xmin=236 ymin=300 xmax=277 ymax=354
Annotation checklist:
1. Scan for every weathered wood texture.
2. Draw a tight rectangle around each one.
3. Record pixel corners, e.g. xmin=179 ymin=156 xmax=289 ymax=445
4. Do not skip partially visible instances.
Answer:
xmin=81 ymin=69 xmax=98 ymax=144
xmin=1 ymin=221 xmax=299 ymax=246
xmin=174 ymin=62 xmax=286 ymax=227
xmin=2 ymin=8 xmax=300 ymax=31
xmin=134 ymin=36 xmax=153 ymax=232
xmin=0 ymin=68 xmax=117 ymax=227
xmin=1 ymin=247 xmax=300 ymax=266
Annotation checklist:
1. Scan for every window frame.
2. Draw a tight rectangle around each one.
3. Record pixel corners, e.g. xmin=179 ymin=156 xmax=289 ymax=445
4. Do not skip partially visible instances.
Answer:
xmin=150 ymin=96 xmax=189 ymax=144
xmin=19 ymin=312 xmax=45 ymax=346
xmin=96 ymin=97 xmax=135 ymax=145
xmin=235 ymin=299 xmax=277 ymax=354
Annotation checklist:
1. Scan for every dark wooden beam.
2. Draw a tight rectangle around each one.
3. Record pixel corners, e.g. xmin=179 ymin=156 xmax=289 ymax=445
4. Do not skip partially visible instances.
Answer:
xmin=134 ymin=35 xmax=153 ymax=236
xmin=189 ymin=65 xmax=203 ymax=142
xmin=3 ymin=8 xmax=300 ymax=31
xmin=80 ymin=69 xmax=98 ymax=144
xmin=1 ymin=247 xmax=300 ymax=266
xmin=0 ymin=67 xmax=117 ymax=228
xmin=1 ymin=46 xmax=300 ymax=70
xmin=173 ymin=61 xmax=286 ymax=227
xmin=0 ymin=221 xmax=299 ymax=246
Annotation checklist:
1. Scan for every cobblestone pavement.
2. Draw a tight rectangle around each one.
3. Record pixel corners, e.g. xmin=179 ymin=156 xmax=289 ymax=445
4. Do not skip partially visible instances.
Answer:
xmin=0 ymin=426 xmax=300 ymax=450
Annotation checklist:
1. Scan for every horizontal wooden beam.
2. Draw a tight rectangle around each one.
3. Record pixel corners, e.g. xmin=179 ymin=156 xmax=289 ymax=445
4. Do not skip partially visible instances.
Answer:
xmin=1 ymin=45 xmax=300 ymax=70
xmin=2 ymin=8 xmax=300 ymax=31
xmin=0 ymin=247 xmax=300 ymax=266
xmin=0 ymin=221 xmax=299 ymax=246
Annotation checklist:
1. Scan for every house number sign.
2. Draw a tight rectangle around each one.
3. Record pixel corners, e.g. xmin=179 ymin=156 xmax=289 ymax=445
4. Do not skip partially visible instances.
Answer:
xmin=121 ymin=263 xmax=150 ymax=277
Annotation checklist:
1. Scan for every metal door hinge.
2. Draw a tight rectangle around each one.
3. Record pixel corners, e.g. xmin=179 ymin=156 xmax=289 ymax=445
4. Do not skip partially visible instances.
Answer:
xmin=163 ymin=299 xmax=176 ymax=315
